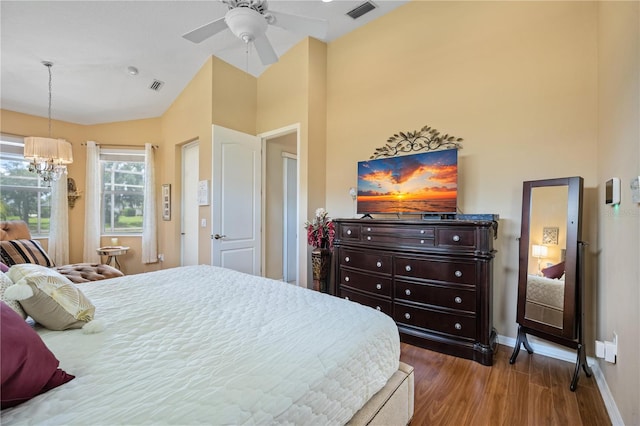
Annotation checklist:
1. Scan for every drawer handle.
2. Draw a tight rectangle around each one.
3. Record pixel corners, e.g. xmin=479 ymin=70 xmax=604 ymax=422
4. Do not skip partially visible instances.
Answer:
xmin=405 ymin=265 xmax=412 ymax=272
xmin=345 ymin=297 xmax=350 ymax=301
xmin=367 ymin=227 xmax=372 ymax=232
xmin=347 ymin=229 xmax=352 ymax=235
xmin=375 ymin=306 xmax=381 ymax=311
xmin=376 ymin=261 xmax=382 ymax=268
xmin=345 ymin=276 xmax=350 ymax=282
xmin=455 ymin=270 xmax=462 ymax=278
xmin=405 ymin=289 xmax=411 ymax=296
xmin=452 ymin=235 xmax=461 ymax=242
xmin=404 ymin=313 xmax=411 ymax=320
xmin=454 ymin=296 xmax=462 ymax=304
xmin=345 ymin=256 xmax=350 ymax=262
xmin=376 ymin=283 xmax=382 ymax=290
xmin=367 ymin=236 xmax=372 ymax=241
xmin=420 ymin=239 xmax=425 ymax=244
xmin=454 ymin=323 xmax=462 ymax=330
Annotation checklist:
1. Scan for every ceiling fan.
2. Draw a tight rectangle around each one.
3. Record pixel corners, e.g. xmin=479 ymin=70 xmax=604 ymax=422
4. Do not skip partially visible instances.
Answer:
xmin=182 ymin=0 xmax=328 ymax=66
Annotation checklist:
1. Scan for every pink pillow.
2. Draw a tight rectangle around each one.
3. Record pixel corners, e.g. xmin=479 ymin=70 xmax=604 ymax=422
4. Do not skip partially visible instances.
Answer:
xmin=542 ymin=261 xmax=565 ymax=279
xmin=0 ymin=302 xmax=75 ymax=408
xmin=0 ymin=262 xmax=8 ymax=273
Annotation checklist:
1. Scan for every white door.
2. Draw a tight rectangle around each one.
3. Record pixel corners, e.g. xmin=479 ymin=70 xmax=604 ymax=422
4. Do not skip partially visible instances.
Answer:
xmin=211 ymin=125 xmax=262 ymax=275
xmin=181 ymin=141 xmax=199 ymax=265
xmin=282 ymin=153 xmax=297 ymax=283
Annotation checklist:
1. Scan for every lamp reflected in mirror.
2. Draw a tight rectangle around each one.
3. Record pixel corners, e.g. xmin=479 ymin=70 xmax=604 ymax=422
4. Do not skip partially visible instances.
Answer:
xmin=531 ymin=244 xmax=548 ymax=275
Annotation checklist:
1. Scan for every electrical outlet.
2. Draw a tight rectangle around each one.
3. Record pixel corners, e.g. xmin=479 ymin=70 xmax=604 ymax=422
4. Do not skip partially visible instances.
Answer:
xmin=595 ymin=340 xmax=605 ymax=358
xmin=158 ymin=254 xmax=164 ymax=262
xmin=605 ymin=341 xmax=617 ymax=363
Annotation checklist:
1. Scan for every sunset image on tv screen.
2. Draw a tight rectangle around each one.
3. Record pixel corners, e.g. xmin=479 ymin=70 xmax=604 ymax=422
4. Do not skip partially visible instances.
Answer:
xmin=357 ymin=149 xmax=457 ymax=214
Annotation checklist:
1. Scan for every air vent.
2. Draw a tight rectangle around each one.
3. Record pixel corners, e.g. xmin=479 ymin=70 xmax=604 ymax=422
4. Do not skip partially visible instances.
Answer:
xmin=149 ymin=79 xmax=165 ymax=92
xmin=346 ymin=1 xmax=377 ymax=19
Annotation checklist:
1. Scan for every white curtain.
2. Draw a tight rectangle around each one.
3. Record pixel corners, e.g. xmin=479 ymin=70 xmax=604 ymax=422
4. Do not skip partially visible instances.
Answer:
xmin=141 ymin=143 xmax=157 ymax=264
xmin=48 ymin=174 xmax=69 ymax=265
xmin=83 ymin=141 xmax=101 ymax=263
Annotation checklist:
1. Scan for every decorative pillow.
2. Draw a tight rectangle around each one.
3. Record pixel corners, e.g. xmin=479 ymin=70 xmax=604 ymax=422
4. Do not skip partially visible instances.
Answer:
xmin=0 ymin=261 xmax=8 ymax=273
xmin=0 ymin=272 xmax=27 ymax=319
xmin=5 ymin=264 xmax=98 ymax=331
xmin=542 ymin=261 xmax=565 ymax=279
xmin=0 ymin=239 xmax=55 ymax=267
xmin=1 ymin=302 xmax=75 ymax=408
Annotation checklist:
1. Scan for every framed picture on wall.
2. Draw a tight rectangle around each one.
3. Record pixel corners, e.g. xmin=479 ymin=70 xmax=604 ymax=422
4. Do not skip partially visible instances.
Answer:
xmin=162 ymin=184 xmax=171 ymax=221
xmin=542 ymin=226 xmax=559 ymax=245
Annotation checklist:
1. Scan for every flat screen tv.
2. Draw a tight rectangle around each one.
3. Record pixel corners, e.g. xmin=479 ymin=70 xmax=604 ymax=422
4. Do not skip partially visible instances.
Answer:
xmin=357 ymin=148 xmax=458 ymax=215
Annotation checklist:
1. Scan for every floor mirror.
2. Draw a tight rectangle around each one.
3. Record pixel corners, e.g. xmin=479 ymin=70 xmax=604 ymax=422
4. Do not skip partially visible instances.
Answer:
xmin=509 ymin=176 xmax=592 ymax=391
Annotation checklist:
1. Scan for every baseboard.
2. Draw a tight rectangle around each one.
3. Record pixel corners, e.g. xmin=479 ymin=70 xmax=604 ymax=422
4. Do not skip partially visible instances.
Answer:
xmin=497 ymin=334 xmax=623 ymax=425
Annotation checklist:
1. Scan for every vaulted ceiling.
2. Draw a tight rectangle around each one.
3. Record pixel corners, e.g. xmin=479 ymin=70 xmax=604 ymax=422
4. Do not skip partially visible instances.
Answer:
xmin=0 ymin=0 xmax=408 ymax=125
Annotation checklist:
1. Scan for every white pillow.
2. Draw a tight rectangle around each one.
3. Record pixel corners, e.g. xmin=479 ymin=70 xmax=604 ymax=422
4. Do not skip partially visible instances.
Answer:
xmin=0 ymin=273 xmax=27 ymax=319
xmin=5 ymin=264 xmax=101 ymax=332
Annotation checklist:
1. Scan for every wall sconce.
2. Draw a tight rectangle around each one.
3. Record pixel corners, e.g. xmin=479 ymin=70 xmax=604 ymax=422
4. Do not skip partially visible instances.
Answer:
xmin=67 ymin=177 xmax=81 ymax=208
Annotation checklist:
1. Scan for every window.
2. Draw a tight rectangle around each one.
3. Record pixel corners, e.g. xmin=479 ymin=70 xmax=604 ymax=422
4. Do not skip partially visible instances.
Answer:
xmin=100 ymin=149 xmax=145 ymax=234
xmin=0 ymin=134 xmax=51 ymax=236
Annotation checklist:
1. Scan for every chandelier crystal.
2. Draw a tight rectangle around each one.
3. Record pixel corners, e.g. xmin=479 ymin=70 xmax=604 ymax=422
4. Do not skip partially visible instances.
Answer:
xmin=24 ymin=61 xmax=73 ymax=182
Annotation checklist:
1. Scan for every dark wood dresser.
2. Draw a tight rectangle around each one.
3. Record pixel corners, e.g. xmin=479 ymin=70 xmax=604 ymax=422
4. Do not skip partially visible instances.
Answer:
xmin=332 ymin=218 xmax=498 ymax=366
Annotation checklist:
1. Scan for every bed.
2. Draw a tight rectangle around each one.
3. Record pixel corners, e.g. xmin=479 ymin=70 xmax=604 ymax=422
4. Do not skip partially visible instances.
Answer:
xmin=525 ymin=273 xmax=565 ymax=328
xmin=1 ymin=265 xmax=413 ymax=425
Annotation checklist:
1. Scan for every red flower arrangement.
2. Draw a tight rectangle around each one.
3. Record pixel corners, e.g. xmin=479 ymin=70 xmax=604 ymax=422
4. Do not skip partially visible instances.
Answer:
xmin=305 ymin=208 xmax=335 ymax=250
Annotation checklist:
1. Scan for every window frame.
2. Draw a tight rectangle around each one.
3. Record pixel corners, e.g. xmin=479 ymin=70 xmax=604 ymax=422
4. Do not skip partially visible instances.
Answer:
xmin=0 ymin=134 xmax=52 ymax=237
xmin=100 ymin=148 xmax=146 ymax=236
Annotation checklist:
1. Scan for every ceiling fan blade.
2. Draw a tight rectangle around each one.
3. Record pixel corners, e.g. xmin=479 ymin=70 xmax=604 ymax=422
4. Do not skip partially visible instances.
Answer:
xmin=253 ymin=34 xmax=278 ymax=65
xmin=269 ymin=10 xmax=328 ymax=40
xmin=182 ymin=17 xmax=228 ymax=43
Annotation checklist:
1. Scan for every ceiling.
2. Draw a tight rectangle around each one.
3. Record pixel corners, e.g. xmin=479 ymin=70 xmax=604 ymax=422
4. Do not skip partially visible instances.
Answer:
xmin=0 ymin=0 xmax=408 ymax=126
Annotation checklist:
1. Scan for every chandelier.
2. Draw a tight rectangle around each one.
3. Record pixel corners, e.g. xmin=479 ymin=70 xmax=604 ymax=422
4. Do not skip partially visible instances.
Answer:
xmin=24 ymin=61 xmax=73 ymax=182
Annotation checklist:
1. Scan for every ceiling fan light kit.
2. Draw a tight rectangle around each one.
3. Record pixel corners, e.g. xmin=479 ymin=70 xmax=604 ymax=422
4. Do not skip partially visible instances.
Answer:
xmin=226 ymin=7 xmax=268 ymax=43
xmin=182 ymin=0 xmax=328 ymax=66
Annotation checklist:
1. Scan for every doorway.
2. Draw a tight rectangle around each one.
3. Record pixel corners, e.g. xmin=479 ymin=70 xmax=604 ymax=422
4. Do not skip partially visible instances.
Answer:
xmin=181 ymin=140 xmax=199 ymax=265
xmin=262 ymin=130 xmax=298 ymax=284
xmin=282 ymin=153 xmax=297 ymax=283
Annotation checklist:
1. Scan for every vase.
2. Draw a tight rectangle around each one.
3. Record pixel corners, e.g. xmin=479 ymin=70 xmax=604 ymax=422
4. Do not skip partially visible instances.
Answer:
xmin=311 ymin=247 xmax=331 ymax=293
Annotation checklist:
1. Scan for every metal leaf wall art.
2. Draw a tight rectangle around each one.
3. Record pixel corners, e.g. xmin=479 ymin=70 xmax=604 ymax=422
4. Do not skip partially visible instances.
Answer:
xmin=370 ymin=125 xmax=464 ymax=159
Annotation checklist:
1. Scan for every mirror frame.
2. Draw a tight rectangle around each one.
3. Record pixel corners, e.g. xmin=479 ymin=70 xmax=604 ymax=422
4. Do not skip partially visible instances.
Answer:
xmin=516 ymin=176 xmax=583 ymax=340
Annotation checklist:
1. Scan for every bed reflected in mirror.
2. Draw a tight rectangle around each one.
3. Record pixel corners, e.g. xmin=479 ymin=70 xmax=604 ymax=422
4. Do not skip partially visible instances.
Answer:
xmin=524 ymin=185 xmax=569 ymax=329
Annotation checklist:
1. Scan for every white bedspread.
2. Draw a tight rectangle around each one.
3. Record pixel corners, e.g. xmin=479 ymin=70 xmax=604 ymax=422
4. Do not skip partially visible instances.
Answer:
xmin=2 ymin=265 xmax=400 ymax=425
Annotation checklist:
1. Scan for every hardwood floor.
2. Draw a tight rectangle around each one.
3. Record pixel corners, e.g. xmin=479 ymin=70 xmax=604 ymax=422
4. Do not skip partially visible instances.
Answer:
xmin=399 ymin=343 xmax=611 ymax=426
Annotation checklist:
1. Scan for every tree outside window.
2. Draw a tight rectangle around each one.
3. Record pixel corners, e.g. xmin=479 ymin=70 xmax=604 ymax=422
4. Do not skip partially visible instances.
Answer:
xmin=101 ymin=159 xmax=144 ymax=234
xmin=0 ymin=138 xmax=51 ymax=236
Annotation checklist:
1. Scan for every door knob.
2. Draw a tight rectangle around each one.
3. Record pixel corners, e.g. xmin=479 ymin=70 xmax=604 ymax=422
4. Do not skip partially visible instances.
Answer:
xmin=214 ymin=234 xmax=226 ymax=240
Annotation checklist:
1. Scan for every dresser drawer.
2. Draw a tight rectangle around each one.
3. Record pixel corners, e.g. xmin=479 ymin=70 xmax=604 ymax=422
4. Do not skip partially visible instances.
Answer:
xmin=395 ymin=256 xmax=477 ymax=285
xmin=339 ymin=288 xmax=393 ymax=316
xmin=436 ymin=228 xmax=476 ymax=249
xmin=361 ymin=224 xmax=435 ymax=238
xmin=340 ymin=249 xmax=392 ymax=274
xmin=394 ymin=303 xmax=476 ymax=339
xmin=340 ymin=268 xmax=392 ymax=297
xmin=395 ymin=280 xmax=476 ymax=312
xmin=340 ymin=225 xmax=361 ymax=240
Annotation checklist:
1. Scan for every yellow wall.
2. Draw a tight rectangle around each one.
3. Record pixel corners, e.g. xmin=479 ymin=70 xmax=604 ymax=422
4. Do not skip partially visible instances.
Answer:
xmin=256 ymin=38 xmax=328 ymax=284
xmin=597 ymin=2 xmax=640 ymax=424
xmin=325 ymin=0 xmax=599 ymax=343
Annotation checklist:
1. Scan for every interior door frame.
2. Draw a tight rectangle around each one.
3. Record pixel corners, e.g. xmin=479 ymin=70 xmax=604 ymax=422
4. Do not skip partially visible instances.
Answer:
xmin=260 ymin=124 xmax=301 ymax=285
xmin=282 ymin=151 xmax=297 ymax=283
xmin=180 ymin=139 xmax=199 ymax=266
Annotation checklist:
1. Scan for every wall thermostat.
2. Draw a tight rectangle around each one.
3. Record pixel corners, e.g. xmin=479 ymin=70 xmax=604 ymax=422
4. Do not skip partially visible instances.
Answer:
xmin=605 ymin=177 xmax=621 ymax=205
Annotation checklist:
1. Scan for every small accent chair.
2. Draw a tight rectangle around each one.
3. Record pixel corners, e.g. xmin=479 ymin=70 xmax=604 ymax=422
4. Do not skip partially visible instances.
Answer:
xmin=0 ymin=221 xmax=123 ymax=284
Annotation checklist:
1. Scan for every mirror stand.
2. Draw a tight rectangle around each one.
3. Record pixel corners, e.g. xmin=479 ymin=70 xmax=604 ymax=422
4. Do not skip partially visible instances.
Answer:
xmin=510 ymin=241 xmax=593 ymax=391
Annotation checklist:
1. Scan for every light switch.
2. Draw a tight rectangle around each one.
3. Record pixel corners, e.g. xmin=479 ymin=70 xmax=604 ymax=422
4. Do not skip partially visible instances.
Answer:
xmin=201 ymin=218 xmax=206 ymax=227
